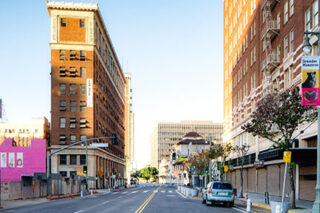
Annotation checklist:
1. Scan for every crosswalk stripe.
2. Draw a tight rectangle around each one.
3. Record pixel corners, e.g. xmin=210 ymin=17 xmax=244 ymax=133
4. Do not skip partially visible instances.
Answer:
xmin=153 ymin=190 xmax=158 ymax=193
xmin=169 ymin=191 xmax=172 ymax=193
xmin=161 ymin=191 xmax=165 ymax=193
xmin=122 ymin=192 xmax=128 ymax=194
xmin=143 ymin=190 xmax=148 ymax=193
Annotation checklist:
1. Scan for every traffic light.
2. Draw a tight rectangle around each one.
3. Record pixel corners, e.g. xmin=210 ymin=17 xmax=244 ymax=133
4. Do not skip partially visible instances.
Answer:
xmin=112 ymin=133 xmax=118 ymax=145
xmin=83 ymin=165 xmax=87 ymax=174
xmin=172 ymin=152 xmax=176 ymax=160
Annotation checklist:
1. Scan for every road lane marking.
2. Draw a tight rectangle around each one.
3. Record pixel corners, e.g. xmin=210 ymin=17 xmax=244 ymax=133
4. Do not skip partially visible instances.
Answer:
xmin=169 ymin=191 xmax=172 ymax=193
xmin=131 ymin=191 xmax=138 ymax=194
xmin=143 ymin=190 xmax=148 ymax=193
xmin=74 ymin=210 xmax=84 ymax=213
xmin=103 ymin=200 xmax=110 ymax=204
xmin=118 ymin=196 xmax=122 ymax=198
xmin=135 ymin=186 xmax=160 ymax=213
xmin=122 ymin=191 xmax=128 ymax=194
xmin=167 ymin=195 xmax=175 ymax=197
xmin=176 ymin=190 xmax=187 ymax=199
xmin=232 ymin=207 xmax=247 ymax=213
xmin=161 ymin=190 xmax=165 ymax=193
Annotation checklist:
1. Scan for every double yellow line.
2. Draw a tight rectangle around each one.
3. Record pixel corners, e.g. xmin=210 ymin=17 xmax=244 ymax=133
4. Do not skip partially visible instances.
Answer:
xmin=135 ymin=186 xmax=160 ymax=213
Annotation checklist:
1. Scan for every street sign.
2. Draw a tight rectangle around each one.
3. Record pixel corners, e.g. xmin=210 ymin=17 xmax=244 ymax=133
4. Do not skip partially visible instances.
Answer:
xmin=91 ymin=143 xmax=109 ymax=148
xmin=283 ymin=151 xmax=292 ymax=163
xmin=301 ymin=56 xmax=320 ymax=105
xmin=177 ymin=158 xmax=187 ymax=161
xmin=224 ymin=165 xmax=228 ymax=172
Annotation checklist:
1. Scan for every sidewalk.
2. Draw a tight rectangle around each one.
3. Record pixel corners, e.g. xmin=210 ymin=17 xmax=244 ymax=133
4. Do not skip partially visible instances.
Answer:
xmin=236 ymin=192 xmax=313 ymax=213
xmin=0 ymin=197 xmax=49 ymax=209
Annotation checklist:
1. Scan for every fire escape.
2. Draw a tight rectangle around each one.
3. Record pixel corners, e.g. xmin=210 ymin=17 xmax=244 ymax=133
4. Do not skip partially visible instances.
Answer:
xmin=261 ymin=0 xmax=280 ymax=92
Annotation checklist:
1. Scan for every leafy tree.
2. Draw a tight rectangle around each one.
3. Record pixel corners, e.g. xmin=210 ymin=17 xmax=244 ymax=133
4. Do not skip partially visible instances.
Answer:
xmin=232 ymin=144 xmax=250 ymax=198
xmin=209 ymin=143 xmax=232 ymax=180
xmin=242 ymin=88 xmax=317 ymax=208
xmin=137 ymin=167 xmax=158 ymax=183
xmin=187 ymin=149 xmax=210 ymax=175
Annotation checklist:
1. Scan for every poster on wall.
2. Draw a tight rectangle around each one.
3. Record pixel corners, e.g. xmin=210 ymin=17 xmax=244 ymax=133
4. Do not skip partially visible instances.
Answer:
xmin=301 ymin=56 xmax=320 ymax=105
xmin=0 ymin=152 xmax=6 ymax=168
xmin=17 ymin=153 xmax=23 ymax=168
xmin=8 ymin=152 xmax=15 ymax=168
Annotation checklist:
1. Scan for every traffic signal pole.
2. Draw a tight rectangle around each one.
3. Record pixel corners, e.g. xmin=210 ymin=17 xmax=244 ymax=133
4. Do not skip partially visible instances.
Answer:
xmin=46 ymin=136 xmax=116 ymax=197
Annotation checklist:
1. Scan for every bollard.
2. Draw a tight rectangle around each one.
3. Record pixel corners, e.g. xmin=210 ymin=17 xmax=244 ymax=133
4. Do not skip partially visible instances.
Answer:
xmin=91 ymin=190 xmax=93 ymax=195
xmin=245 ymin=193 xmax=248 ymax=200
xmin=265 ymin=192 xmax=270 ymax=204
xmin=275 ymin=204 xmax=281 ymax=213
xmin=246 ymin=199 xmax=252 ymax=212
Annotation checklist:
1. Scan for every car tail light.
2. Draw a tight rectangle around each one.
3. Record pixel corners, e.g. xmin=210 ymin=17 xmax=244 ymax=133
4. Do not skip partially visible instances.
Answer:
xmin=209 ymin=189 xmax=212 ymax=194
xmin=232 ymin=190 xmax=235 ymax=195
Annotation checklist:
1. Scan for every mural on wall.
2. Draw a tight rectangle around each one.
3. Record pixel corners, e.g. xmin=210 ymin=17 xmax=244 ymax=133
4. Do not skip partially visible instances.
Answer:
xmin=0 ymin=139 xmax=46 ymax=181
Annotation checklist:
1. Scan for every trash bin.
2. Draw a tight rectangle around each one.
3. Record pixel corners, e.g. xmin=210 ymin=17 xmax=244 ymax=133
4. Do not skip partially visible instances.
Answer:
xmin=270 ymin=201 xmax=290 ymax=213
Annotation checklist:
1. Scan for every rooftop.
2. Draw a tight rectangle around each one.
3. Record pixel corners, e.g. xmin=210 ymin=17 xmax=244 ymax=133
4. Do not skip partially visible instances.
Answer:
xmin=46 ymin=1 xmax=98 ymax=11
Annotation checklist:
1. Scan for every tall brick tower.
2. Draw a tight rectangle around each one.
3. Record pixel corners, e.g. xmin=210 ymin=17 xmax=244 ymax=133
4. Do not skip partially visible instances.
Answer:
xmin=47 ymin=1 xmax=126 ymax=189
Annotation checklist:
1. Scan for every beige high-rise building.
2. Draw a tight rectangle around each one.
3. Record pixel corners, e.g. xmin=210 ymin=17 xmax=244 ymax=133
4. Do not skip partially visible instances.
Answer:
xmin=124 ymin=73 xmax=135 ymax=184
xmin=150 ymin=121 xmax=223 ymax=169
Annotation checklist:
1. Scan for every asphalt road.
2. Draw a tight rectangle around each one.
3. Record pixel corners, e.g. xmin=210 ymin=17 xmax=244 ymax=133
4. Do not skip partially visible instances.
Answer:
xmin=0 ymin=184 xmax=249 ymax=213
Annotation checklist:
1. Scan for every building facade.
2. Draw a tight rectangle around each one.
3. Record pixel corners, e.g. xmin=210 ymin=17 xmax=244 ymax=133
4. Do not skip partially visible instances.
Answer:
xmin=151 ymin=121 xmax=223 ymax=169
xmin=124 ymin=73 xmax=135 ymax=184
xmin=0 ymin=117 xmax=50 ymax=147
xmin=223 ymin=0 xmax=319 ymax=201
xmin=47 ymin=1 xmax=126 ymax=189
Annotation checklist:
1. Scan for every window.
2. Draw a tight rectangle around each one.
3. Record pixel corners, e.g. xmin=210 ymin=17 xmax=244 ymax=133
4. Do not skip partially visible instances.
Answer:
xmin=284 ymin=36 xmax=289 ymax=58
xmin=70 ymin=118 xmax=76 ymax=129
xmin=80 ymin=67 xmax=86 ymax=78
xmin=60 ymin=171 xmax=67 ymax=177
xmin=60 ymin=84 xmax=66 ymax=95
xmin=306 ymin=8 xmax=311 ymax=31
xmin=61 ymin=18 xmax=66 ymax=27
xmin=290 ymin=30 xmax=294 ymax=53
xmin=290 ymin=0 xmax=294 ymax=17
xmin=70 ymin=67 xmax=77 ymax=77
xmin=80 ymin=118 xmax=87 ymax=128
xmin=284 ymin=68 xmax=293 ymax=88
xmin=313 ymin=0 xmax=319 ymax=27
xmin=80 ymin=135 xmax=87 ymax=142
xmin=70 ymin=171 xmax=77 ymax=178
xmin=253 ymin=19 xmax=256 ymax=36
xmin=60 ymin=118 xmax=66 ymax=128
xmin=60 ymin=101 xmax=66 ymax=111
xmin=59 ymin=66 xmax=66 ymax=77
xmin=277 ymin=45 xmax=281 ymax=61
xmin=80 ymin=155 xmax=86 ymax=165
xmin=277 ymin=12 xmax=281 ymax=28
xmin=284 ymin=1 xmax=289 ymax=24
xmin=80 ymin=101 xmax=86 ymax=112
xmin=70 ymin=135 xmax=76 ymax=144
xmin=80 ymin=84 xmax=86 ymax=95
xmin=80 ymin=51 xmax=86 ymax=61
xmin=70 ymin=101 xmax=76 ymax=112
xmin=80 ymin=19 xmax=85 ymax=28
xmin=70 ymin=84 xmax=77 ymax=95
xmin=70 ymin=155 xmax=77 ymax=165
xmin=60 ymin=50 xmax=66 ymax=61
xmin=60 ymin=155 xmax=67 ymax=165
xmin=59 ymin=135 xmax=66 ymax=145
xmin=70 ymin=50 xmax=76 ymax=60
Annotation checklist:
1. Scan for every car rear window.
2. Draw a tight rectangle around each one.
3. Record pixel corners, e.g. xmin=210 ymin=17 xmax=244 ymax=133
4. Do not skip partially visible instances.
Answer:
xmin=212 ymin=183 xmax=232 ymax=190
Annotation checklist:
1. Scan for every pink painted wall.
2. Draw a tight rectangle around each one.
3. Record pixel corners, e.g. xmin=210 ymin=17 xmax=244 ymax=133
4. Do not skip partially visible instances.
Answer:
xmin=0 ymin=139 xmax=46 ymax=181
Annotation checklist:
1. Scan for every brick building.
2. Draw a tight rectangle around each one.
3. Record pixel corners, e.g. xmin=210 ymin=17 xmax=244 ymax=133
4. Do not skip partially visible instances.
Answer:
xmin=47 ymin=1 xmax=126 ymax=189
xmin=223 ymin=0 xmax=319 ymax=201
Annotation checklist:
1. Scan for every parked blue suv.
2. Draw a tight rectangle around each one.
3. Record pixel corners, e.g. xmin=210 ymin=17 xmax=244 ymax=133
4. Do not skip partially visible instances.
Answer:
xmin=202 ymin=181 xmax=235 ymax=207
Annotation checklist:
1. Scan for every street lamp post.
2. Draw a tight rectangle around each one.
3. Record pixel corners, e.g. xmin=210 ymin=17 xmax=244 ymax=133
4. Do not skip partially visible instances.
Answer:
xmin=303 ymin=30 xmax=320 ymax=213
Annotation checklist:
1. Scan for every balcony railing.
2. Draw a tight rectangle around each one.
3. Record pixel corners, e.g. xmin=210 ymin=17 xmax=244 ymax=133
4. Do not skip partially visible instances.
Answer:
xmin=261 ymin=20 xmax=280 ymax=40
xmin=261 ymin=0 xmax=279 ymax=11
xmin=261 ymin=53 xmax=280 ymax=72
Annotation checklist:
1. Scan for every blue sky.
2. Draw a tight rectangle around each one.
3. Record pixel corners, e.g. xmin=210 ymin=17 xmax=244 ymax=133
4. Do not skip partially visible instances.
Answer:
xmin=0 ymin=0 xmax=223 ymax=167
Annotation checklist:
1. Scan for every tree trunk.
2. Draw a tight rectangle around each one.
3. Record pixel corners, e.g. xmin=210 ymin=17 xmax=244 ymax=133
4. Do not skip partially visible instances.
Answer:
xmin=240 ymin=159 xmax=244 ymax=198
xmin=289 ymin=164 xmax=296 ymax=209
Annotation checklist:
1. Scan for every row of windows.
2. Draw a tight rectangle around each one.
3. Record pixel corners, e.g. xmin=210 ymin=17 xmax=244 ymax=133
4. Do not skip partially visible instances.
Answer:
xmin=59 ymin=135 xmax=87 ymax=145
xmin=305 ymin=0 xmax=319 ymax=31
xmin=1 ymin=129 xmax=39 ymax=134
xmin=60 ymin=18 xmax=85 ymax=28
xmin=59 ymin=100 xmax=86 ymax=112
xmin=60 ymin=83 xmax=86 ymax=95
xmin=59 ymin=67 xmax=86 ymax=78
xmin=59 ymin=118 xmax=87 ymax=129
xmin=60 ymin=50 xmax=86 ymax=61
xmin=59 ymin=154 xmax=86 ymax=165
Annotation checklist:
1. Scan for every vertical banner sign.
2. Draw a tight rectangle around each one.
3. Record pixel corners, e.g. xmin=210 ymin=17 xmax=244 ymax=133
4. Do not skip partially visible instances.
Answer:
xmin=87 ymin=79 xmax=93 ymax=107
xmin=0 ymin=98 xmax=2 ymax=119
xmin=301 ymin=56 xmax=320 ymax=105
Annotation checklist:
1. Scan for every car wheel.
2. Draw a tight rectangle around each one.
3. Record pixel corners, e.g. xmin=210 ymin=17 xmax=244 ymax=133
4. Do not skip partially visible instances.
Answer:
xmin=202 ymin=198 xmax=206 ymax=204
xmin=206 ymin=200 xmax=211 ymax=206
xmin=230 ymin=201 xmax=234 ymax=207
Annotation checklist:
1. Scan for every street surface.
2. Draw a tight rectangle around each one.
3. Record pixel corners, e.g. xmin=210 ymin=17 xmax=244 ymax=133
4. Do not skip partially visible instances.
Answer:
xmin=0 ymin=184 xmax=250 ymax=213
